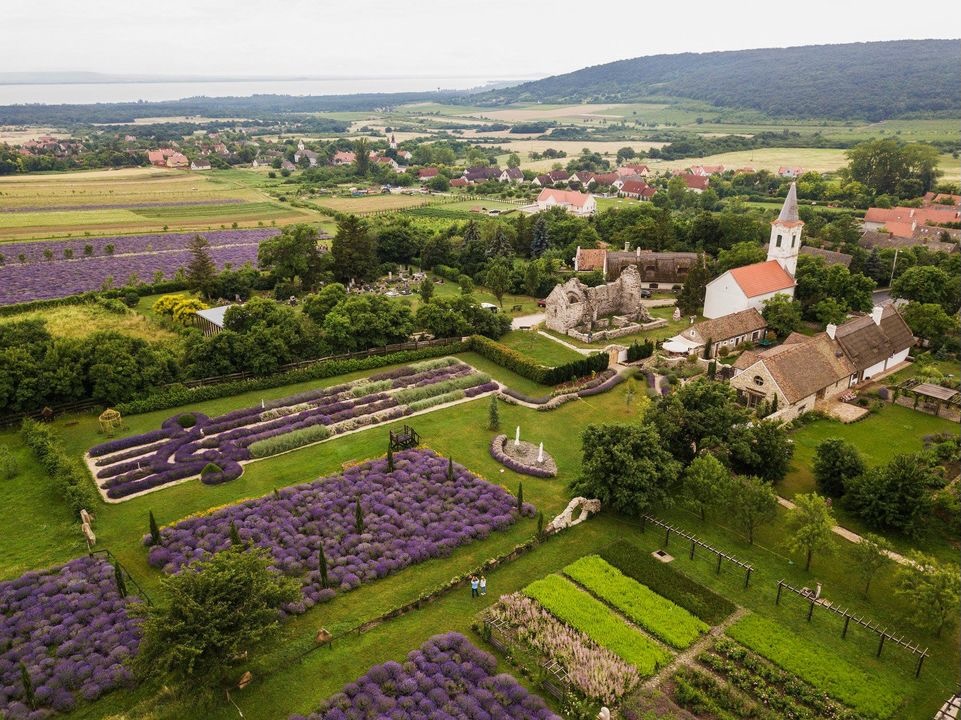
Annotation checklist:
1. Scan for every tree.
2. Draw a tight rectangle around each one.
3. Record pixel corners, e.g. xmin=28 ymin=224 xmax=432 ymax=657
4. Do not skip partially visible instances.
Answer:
xmin=530 ymin=215 xmax=549 ymax=257
xmin=516 ymin=482 xmax=524 ymax=512
xmin=813 ymin=438 xmax=865 ymax=496
xmin=726 ymin=475 xmax=778 ymax=544
xmin=323 ymin=295 xmax=414 ymax=351
xmin=852 ymin=532 xmax=891 ymax=597
xmin=302 ymin=283 xmax=347 ymax=326
xmin=418 ymin=277 xmax=435 ymax=304
xmin=318 ymin=545 xmax=329 ymax=589
xmin=716 ymin=241 xmax=766 ymax=273
xmin=507 ymin=152 xmax=521 ymax=168
xmin=229 ymin=520 xmax=243 ymax=547
xmin=354 ymin=498 xmax=365 ymax=534
xmin=523 ymin=261 xmax=542 ymax=297
xmin=148 ymin=510 xmax=161 ymax=545
xmin=487 ymin=394 xmax=500 ymax=431
xmin=134 ymin=547 xmax=299 ymax=690
xmin=761 ymin=295 xmax=802 ymax=338
xmin=786 ymin=493 xmax=835 ymax=571
xmin=891 ymin=266 xmax=954 ymax=309
xmin=386 ymin=444 xmax=394 ymax=472
xmin=331 ymin=215 xmax=378 ymax=284
xmin=487 ymin=226 xmax=514 ymax=259
xmin=681 ymin=453 xmax=729 ymax=522
xmin=845 ymin=454 xmax=933 ymax=537
xmin=895 ymin=552 xmax=960 ymax=637
xmin=845 ymin=139 xmax=941 ymax=196
xmin=731 ymin=420 xmax=794 ymax=483
xmin=353 ymin=138 xmax=371 ymax=175
xmin=484 ymin=259 xmax=512 ymax=308
xmin=901 ymin=302 xmax=957 ymax=348
xmin=258 ymin=224 xmax=327 ymax=289
xmin=813 ymin=298 xmax=847 ymax=326
xmin=676 ymin=254 xmax=709 ymax=316
xmin=570 ymin=423 xmax=682 ymax=516
xmin=186 ymin=235 xmax=217 ymax=298
xmin=458 ymin=274 xmax=474 ymax=295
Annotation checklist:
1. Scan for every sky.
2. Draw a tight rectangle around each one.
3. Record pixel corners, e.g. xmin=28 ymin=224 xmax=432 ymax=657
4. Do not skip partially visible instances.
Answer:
xmin=3 ymin=0 xmax=957 ymax=81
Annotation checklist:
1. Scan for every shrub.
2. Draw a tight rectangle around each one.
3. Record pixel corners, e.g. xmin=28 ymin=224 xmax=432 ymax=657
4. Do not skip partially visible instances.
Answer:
xmin=718 ymin=346 xmax=730 ymax=357
xmin=598 ymin=541 xmax=735 ymax=624
xmin=248 ymin=424 xmax=332 ymax=458
xmin=122 ymin=291 xmax=141 ymax=308
xmin=200 ymin=462 xmax=222 ymax=476
xmin=177 ymin=413 xmax=196 ymax=428
xmin=563 ymin=556 xmax=708 ymax=648
xmin=20 ymin=419 xmax=98 ymax=516
xmin=523 ymin=574 xmax=670 ymax=675
xmin=468 ymin=335 xmax=608 ymax=385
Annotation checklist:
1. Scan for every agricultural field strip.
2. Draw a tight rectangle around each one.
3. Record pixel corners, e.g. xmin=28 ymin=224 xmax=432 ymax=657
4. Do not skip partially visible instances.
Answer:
xmin=726 ymin=613 xmax=904 ymax=719
xmin=562 ymin=555 xmax=710 ymax=649
xmin=522 ymin=574 xmax=671 ymax=676
xmin=85 ymin=358 xmax=497 ymax=501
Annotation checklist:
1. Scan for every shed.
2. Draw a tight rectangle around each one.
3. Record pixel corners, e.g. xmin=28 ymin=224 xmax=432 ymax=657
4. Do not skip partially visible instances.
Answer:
xmin=195 ymin=305 xmax=232 ymax=336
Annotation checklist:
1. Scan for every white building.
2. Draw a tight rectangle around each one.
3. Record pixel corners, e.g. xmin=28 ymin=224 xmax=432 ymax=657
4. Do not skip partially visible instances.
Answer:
xmin=533 ymin=188 xmax=596 ymax=216
xmin=702 ymin=183 xmax=802 ymax=319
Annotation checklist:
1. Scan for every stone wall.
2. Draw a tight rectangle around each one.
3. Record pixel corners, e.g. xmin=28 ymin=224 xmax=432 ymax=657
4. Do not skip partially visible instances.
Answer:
xmin=545 ymin=265 xmax=648 ymax=333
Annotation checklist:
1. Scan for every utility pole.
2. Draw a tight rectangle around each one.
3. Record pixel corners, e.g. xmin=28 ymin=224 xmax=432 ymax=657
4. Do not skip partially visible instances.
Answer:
xmin=888 ymin=247 xmax=899 ymax=288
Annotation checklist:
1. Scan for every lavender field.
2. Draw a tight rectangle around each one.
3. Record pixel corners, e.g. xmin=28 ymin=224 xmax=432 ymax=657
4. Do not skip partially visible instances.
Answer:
xmin=290 ymin=632 xmax=559 ymax=720
xmin=88 ymin=357 xmax=496 ymax=500
xmin=0 ymin=229 xmax=279 ymax=305
xmin=146 ymin=449 xmax=534 ymax=614
xmin=0 ymin=556 xmax=141 ymax=719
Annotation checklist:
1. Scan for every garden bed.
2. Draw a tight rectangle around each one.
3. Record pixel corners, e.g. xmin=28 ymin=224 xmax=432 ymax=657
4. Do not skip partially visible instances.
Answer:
xmin=86 ymin=358 xmax=497 ymax=501
xmin=146 ymin=449 xmax=534 ymax=615
xmin=0 ymin=556 xmax=141 ymax=719
xmin=489 ymin=435 xmax=558 ymax=477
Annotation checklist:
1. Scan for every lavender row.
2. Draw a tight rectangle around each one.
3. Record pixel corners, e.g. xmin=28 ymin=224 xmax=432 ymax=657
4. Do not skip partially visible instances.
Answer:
xmin=146 ymin=450 xmax=534 ymax=614
xmin=1 ymin=199 xmax=243 ymax=214
xmin=290 ymin=632 xmax=558 ymax=720
xmin=0 ymin=556 xmax=140 ymax=720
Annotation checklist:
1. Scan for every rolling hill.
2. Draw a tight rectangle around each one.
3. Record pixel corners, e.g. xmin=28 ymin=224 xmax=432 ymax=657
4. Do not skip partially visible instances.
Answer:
xmin=471 ymin=39 xmax=960 ymax=121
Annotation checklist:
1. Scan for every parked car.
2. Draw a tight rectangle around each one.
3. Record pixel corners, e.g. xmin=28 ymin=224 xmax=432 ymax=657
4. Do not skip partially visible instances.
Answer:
xmin=537 ymin=299 xmax=547 ymax=308
xmin=639 ymin=289 xmax=652 ymax=298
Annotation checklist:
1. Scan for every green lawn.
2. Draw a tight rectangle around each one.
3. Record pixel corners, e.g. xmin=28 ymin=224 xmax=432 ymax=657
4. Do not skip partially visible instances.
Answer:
xmin=1 ymin=351 xmax=957 ymax=720
xmin=541 ymin=304 xmax=690 ymax=349
xmin=498 ymin=330 xmax=585 ymax=367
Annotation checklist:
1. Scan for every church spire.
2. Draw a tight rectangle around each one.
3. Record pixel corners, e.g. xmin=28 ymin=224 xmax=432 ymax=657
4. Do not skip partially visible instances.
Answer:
xmin=778 ymin=182 xmax=799 ymax=223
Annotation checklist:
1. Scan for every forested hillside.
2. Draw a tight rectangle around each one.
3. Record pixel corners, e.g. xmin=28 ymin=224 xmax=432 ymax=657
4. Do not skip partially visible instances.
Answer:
xmin=473 ymin=40 xmax=960 ymax=121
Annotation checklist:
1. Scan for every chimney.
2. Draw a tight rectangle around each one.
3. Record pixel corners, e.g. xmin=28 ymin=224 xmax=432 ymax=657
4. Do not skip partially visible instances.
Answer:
xmin=826 ymin=323 xmax=837 ymax=339
xmin=871 ymin=306 xmax=883 ymax=326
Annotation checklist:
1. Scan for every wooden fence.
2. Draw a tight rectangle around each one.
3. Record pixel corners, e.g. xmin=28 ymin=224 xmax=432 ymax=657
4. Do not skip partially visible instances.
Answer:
xmin=640 ymin=514 xmax=755 ymax=588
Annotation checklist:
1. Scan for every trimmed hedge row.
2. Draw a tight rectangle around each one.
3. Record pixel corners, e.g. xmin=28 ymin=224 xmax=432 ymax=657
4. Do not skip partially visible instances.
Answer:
xmin=598 ymin=540 xmax=735 ymax=625
xmin=467 ymin=335 xmax=608 ymax=385
xmin=115 ymin=343 xmax=469 ymax=416
xmin=20 ymin=419 xmax=100 ymax=515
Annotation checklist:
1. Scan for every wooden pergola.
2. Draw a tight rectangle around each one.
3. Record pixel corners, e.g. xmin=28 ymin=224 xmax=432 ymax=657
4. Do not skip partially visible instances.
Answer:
xmin=905 ymin=382 xmax=960 ymax=417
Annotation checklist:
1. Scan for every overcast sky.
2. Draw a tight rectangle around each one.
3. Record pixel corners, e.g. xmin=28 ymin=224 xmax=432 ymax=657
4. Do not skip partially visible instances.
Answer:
xmin=3 ymin=0 xmax=956 ymax=80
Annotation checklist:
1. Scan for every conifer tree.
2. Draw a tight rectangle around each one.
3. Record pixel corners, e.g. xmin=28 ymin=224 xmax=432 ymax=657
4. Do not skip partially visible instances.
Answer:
xmin=354 ymin=498 xmax=365 ymax=534
xmin=517 ymin=482 xmax=524 ymax=512
xmin=487 ymin=394 xmax=501 ymax=431
xmin=186 ymin=235 xmax=217 ymax=299
xmin=318 ymin=545 xmax=329 ymax=589
xmin=149 ymin=510 xmax=161 ymax=545
xmin=114 ymin=561 xmax=128 ymax=598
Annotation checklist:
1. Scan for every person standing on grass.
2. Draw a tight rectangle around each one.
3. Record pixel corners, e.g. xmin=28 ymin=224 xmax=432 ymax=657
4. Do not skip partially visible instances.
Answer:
xmin=470 ymin=575 xmax=479 ymax=598
xmin=480 ymin=576 xmax=487 ymax=596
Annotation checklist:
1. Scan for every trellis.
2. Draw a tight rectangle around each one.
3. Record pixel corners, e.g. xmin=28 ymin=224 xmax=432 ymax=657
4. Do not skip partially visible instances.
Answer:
xmin=775 ymin=579 xmax=928 ymax=677
xmin=640 ymin=514 xmax=754 ymax=588
xmin=483 ymin=614 xmax=571 ymax=701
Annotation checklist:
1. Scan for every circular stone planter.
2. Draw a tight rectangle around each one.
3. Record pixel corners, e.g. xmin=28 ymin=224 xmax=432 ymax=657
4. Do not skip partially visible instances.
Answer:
xmin=489 ymin=434 xmax=557 ymax=478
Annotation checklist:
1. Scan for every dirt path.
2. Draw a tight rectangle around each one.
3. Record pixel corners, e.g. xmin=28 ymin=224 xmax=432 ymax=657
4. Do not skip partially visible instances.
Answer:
xmin=641 ymin=607 xmax=749 ymax=691
xmin=775 ymin=496 xmax=913 ymax=566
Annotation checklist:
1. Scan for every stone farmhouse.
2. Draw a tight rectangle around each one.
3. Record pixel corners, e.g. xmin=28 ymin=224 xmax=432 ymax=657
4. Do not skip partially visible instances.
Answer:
xmin=572 ymin=246 xmax=699 ymax=286
xmin=533 ymin=188 xmax=596 ymax=216
xmin=703 ymin=184 xmax=802 ymax=319
xmin=663 ymin=308 xmax=767 ymax=358
xmin=730 ymin=304 xmax=914 ymax=421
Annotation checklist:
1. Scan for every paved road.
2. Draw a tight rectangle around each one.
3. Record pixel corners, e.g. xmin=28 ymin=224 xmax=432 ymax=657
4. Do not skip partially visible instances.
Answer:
xmin=511 ymin=312 xmax=544 ymax=329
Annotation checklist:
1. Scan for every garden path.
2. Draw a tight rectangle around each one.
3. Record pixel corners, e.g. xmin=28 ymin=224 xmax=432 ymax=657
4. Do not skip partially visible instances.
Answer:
xmin=775 ymin=496 xmax=912 ymax=566
xmin=537 ymin=330 xmax=592 ymax=355
xmin=640 ymin=606 xmax=749 ymax=691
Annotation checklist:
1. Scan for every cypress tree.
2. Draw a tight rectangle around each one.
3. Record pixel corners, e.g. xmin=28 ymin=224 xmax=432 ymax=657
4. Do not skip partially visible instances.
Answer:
xmin=536 ymin=511 xmax=544 ymax=537
xmin=447 ymin=457 xmax=455 ymax=482
xmin=114 ymin=561 xmax=127 ymax=599
xmin=702 ymin=337 xmax=713 ymax=360
xmin=708 ymin=360 xmax=717 ymax=379
xmin=355 ymin=499 xmax=365 ymax=535
xmin=487 ymin=394 xmax=500 ymax=431
xmin=387 ymin=444 xmax=394 ymax=472
xmin=229 ymin=520 xmax=243 ymax=547
xmin=148 ymin=510 xmax=161 ymax=546
xmin=318 ymin=544 xmax=329 ymax=589
xmin=186 ymin=234 xmax=217 ymax=298
xmin=20 ymin=662 xmax=35 ymax=710
xmin=517 ymin=482 xmax=524 ymax=512
xmin=273 ymin=487 xmax=280 ymax=499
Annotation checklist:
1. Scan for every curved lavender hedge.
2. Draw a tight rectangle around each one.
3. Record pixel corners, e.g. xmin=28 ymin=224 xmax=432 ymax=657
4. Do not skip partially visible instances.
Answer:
xmin=0 ymin=557 xmax=140 ymax=719
xmin=147 ymin=449 xmax=534 ymax=614
xmin=0 ymin=229 xmax=279 ymax=305
xmin=489 ymin=435 xmax=557 ymax=478
xmin=89 ymin=359 xmax=492 ymax=500
xmin=290 ymin=632 xmax=559 ymax=720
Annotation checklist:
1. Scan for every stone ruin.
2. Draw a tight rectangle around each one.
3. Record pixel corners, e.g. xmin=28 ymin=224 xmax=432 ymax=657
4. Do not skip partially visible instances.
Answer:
xmin=544 ymin=265 xmax=666 ymax=342
xmin=545 ymin=497 xmax=601 ymax=534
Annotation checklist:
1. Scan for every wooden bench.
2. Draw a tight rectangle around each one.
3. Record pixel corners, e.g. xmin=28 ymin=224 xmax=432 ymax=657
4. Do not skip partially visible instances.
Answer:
xmin=510 ymin=304 xmax=523 ymax=312
xmin=389 ymin=424 xmax=420 ymax=451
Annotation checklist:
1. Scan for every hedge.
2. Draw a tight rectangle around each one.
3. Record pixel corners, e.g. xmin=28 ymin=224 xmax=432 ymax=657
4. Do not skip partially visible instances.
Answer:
xmin=727 ymin=614 xmax=903 ymax=718
xmin=523 ymin=574 xmax=670 ymax=675
xmin=115 ymin=342 xmax=468 ymax=416
xmin=467 ymin=335 xmax=608 ymax=385
xmin=564 ymin=555 xmax=709 ymax=649
xmin=598 ymin=541 xmax=735 ymax=625
xmin=248 ymin=424 xmax=332 ymax=458
xmin=20 ymin=419 xmax=100 ymax=516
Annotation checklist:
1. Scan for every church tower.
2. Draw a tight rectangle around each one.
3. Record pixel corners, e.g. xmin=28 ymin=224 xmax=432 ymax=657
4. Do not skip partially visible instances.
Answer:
xmin=767 ymin=182 xmax=804 ymax=277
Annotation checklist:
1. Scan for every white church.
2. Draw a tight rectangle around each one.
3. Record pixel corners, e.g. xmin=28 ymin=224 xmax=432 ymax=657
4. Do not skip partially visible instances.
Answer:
xmin=702 ymin=184 xmax=802 ymax=319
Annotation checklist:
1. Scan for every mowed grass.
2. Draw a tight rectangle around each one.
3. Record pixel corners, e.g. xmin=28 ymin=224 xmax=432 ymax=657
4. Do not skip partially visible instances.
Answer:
xmin=0 ymin=303 xmax=177 ymax=342
xmin=497 ymin=330 xmax=585 ymax=367
xmin=314 ymin=194 xmax=439 ymax=213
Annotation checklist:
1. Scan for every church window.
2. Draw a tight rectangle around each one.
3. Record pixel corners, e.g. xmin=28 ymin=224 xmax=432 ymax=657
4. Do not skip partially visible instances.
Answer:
xmin=753 ymin=375 xmax=764 ymax=387
xmin=776 ymin=234 xmax=783 ymax=247
xmin=791 ymin=233 xmax=797 ymax=247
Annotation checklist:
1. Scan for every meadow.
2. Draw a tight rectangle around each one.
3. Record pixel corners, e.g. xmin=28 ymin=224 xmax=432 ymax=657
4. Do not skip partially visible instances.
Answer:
xmin=0 ymin=302 xmax=177 ymax=342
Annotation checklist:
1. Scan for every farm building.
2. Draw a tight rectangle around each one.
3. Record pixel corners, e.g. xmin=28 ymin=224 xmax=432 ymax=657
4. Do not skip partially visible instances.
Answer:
xmin=194 ymin=305 xmax=233 ymax=337
xmin=663 ymin=308 xmax=767 ymax=358
xmin=679 ymin=173 xmax=710 ymax=193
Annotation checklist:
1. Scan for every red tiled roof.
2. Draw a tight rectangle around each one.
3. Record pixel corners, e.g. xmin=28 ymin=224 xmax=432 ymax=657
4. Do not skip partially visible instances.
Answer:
xmin=729 ymin=260 xmax=796 ymax=298
xmin=449 ymin=177 xmax=469 ymax=187
xmin=576 ymin=248 xmax=606 ymax=271
xmin=418 ymin=167 xmax=439 ymax=179
xmin=619 ymin=180 xmax=650 ymax=196
xmin=680 ymin=174 xmax=709 ymax=190
xmin=537 ymin=188 xmax=592 ymax=208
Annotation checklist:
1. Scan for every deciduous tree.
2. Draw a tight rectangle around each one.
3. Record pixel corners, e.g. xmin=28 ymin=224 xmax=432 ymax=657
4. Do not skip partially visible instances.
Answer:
xmin=852 ymin=532 xmax=891 ymax=597
xmin=895 ymin=552 xmax=960 ymax=637
xmin=786 ymin=493 xmax=836 ymax=571
xmin=813 ymin=438 xmax=865 ymax=496
xmin=726 ymin=475 xmax=778 ymax=544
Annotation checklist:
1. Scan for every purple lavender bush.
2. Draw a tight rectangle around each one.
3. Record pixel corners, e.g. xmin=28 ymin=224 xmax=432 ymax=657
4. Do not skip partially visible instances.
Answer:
xmin=147 ymin=449 xmax=532 ymax=614
xmin=0 ymin=556 xmax=141 ymax=719
xmin=289 ymin=632 xmax=559 ymax=720
xmin=90 ymin=361 xmax=490 ymax=500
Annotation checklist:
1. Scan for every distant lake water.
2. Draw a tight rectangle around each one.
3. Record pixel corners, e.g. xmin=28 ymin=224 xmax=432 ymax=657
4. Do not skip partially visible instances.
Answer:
xmin=0 ymin=76 xmax=515 ymax=105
